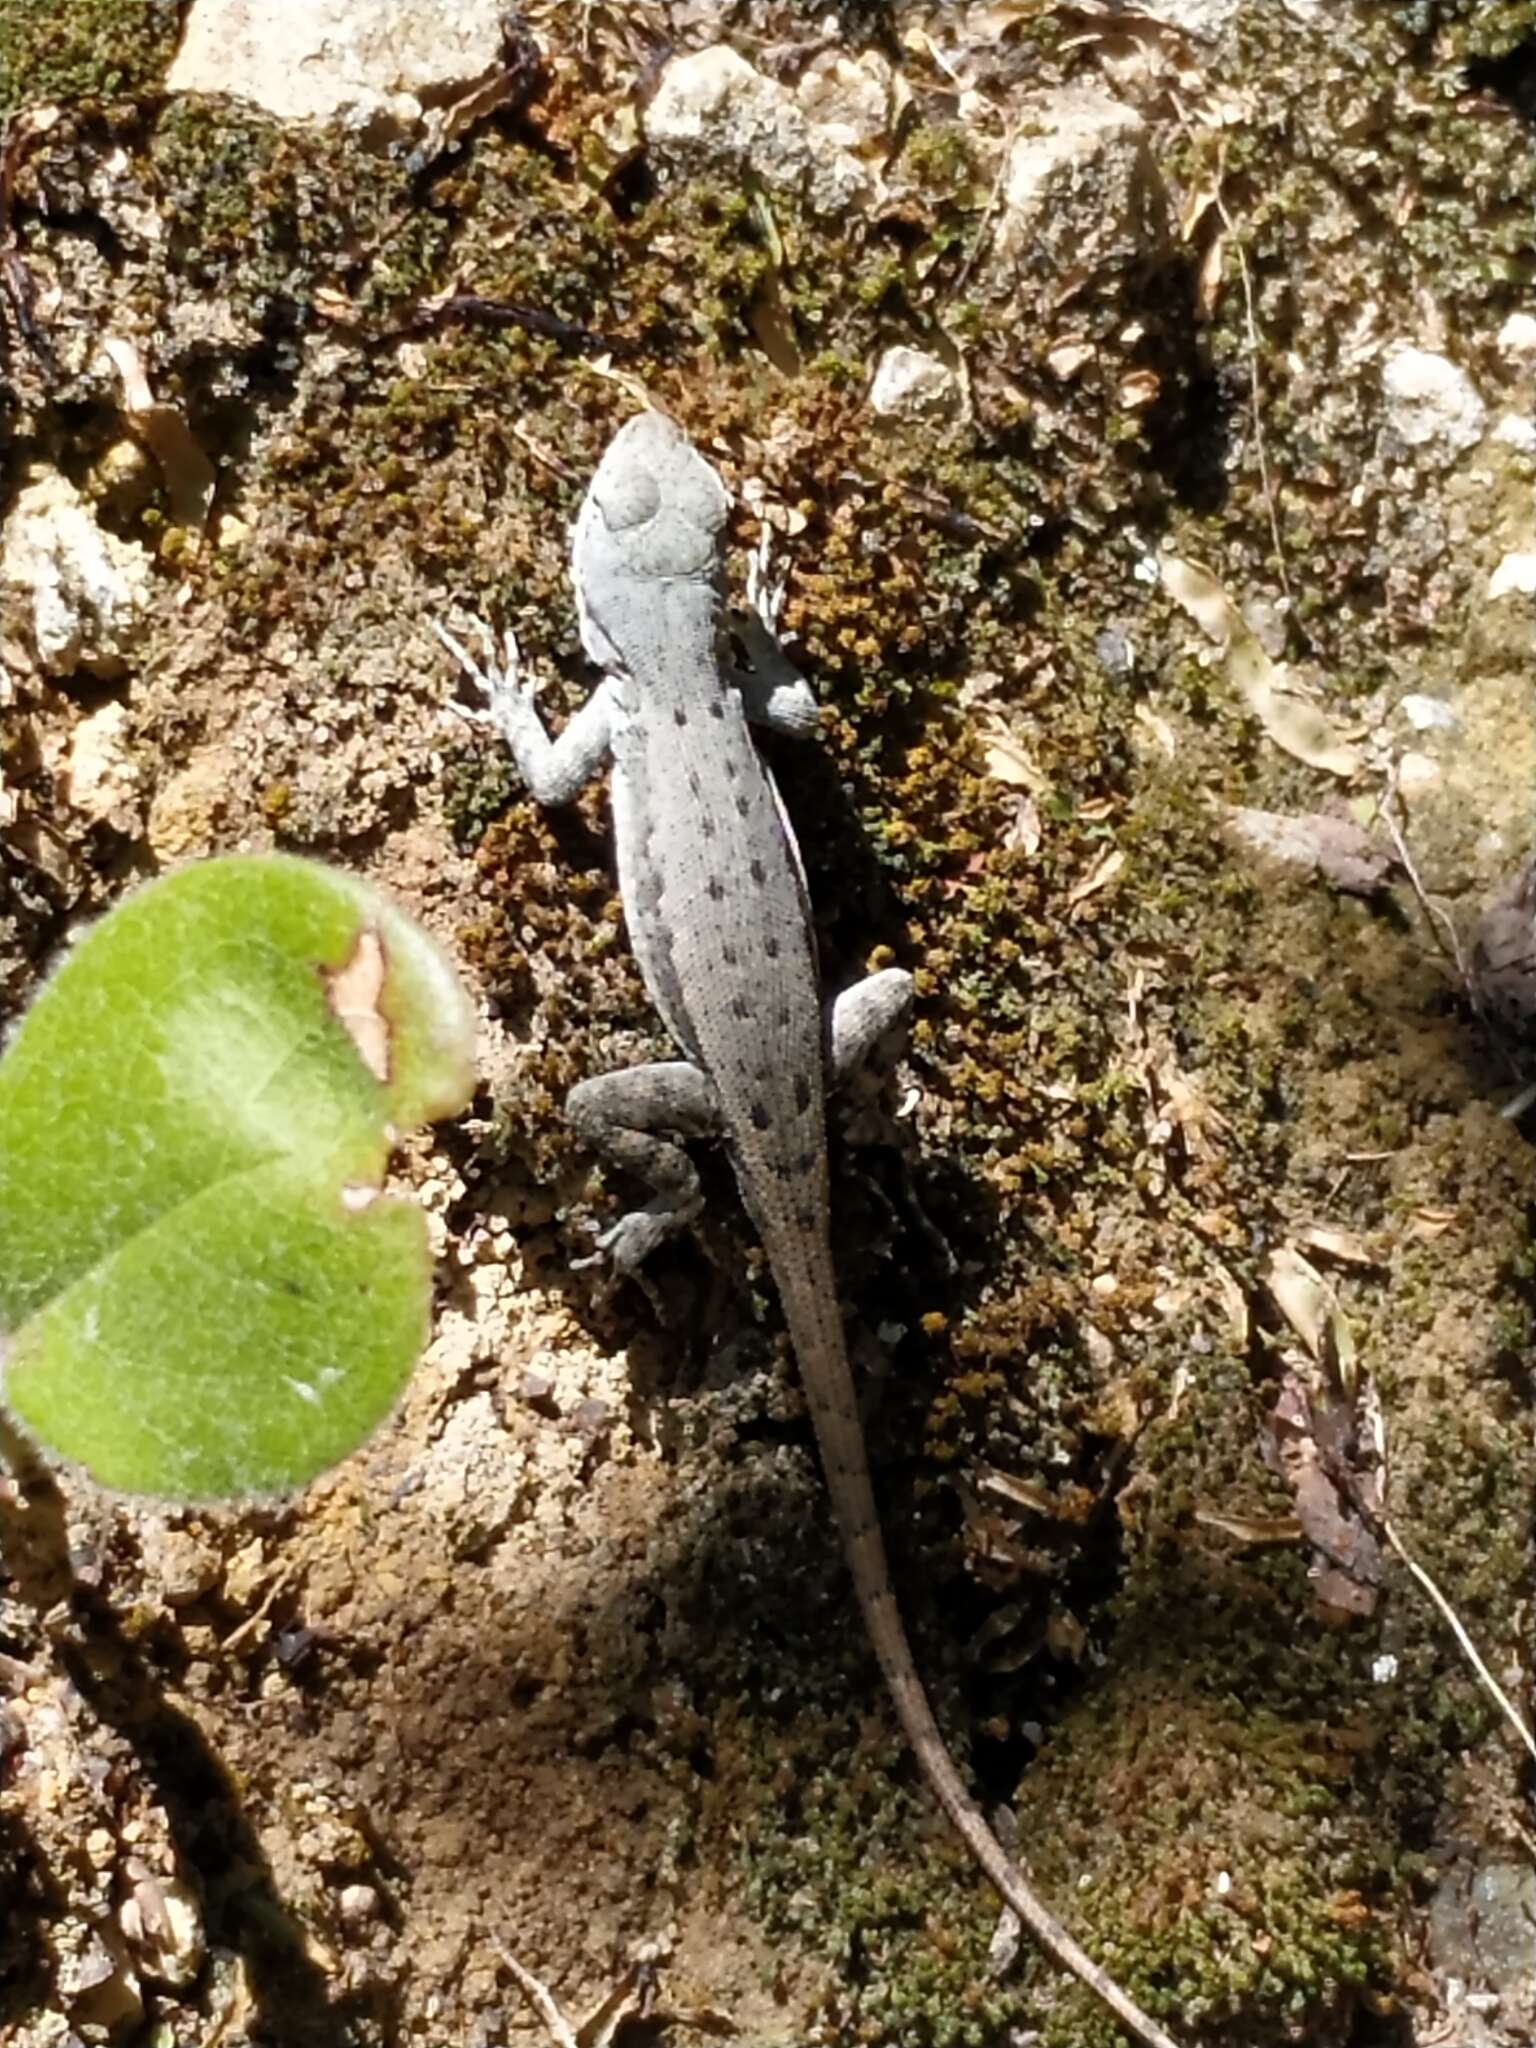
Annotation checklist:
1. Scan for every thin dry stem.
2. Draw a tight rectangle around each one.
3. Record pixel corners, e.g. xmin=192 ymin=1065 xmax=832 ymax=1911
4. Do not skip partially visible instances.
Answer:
xmin=1378 ymin=781 xmax=1475 ymax=999
xmin=1381 ymin=1517 xmax=1536 ymax=1765
xmin=493 ymin=1941 xmax=582 ymax=2048
xmin=1211 ymin=185 xmax=1293 ymax=612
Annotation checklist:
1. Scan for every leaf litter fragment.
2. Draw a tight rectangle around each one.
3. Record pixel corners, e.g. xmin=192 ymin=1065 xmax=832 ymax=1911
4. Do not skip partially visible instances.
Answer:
xmin=1295 ymin=1221 xmax=1379 ymax=1268
xmin=1066 ymin=843 xmax=1125 ymax=909
xmin=979 ymin=716 xmax=1047 ymax=791
xmin=1161 ymin=554 xmax=1360 ymax=776
xmin=1261 ymin=1244 xmax=1381 ymax=1618
xmin=493 ymin=1935 xmax=735 ymax=2048
xmin=98 ymin=336 xmax=217 ymax=534
xmin=1193 ymin=1508 xmax=1303 ymax=1548
xmin=1255 ymin=1230 xmax=1535 ymax=1748
xmin=1263 ymin=1365 xmax=1383 ymax=1621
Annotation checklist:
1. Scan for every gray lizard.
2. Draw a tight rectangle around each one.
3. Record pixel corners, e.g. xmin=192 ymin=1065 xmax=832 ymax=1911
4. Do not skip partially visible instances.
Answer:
xmin=439 ymin=411 xmax=1180 ymax=2048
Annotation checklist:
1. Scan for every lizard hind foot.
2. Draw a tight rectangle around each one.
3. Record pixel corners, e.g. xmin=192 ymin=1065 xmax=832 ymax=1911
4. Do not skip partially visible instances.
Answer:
xmin=570 ymin=1208 xmax=678 ymax=1322
xmin=578 ymin=1206 xmax=686 ymax=1276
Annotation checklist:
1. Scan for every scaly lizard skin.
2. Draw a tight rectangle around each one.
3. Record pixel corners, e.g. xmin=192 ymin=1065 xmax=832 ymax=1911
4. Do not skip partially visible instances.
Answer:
xmin=440 ymin=412 xmax=1180 ymax=2048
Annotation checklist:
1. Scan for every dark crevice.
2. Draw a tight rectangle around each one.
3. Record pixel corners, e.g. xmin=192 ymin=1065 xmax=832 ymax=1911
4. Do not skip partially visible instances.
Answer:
xmin=1468 ymin=37 xmax=1536 ymax=125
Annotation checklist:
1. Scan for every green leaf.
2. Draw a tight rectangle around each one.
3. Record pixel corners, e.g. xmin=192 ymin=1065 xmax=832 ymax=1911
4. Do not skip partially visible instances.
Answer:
xmin=0 ymin=855 xmax=476 ymax=1498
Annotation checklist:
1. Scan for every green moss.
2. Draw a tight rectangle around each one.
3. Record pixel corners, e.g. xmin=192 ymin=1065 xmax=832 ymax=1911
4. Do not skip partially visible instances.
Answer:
xmin=898 ymin=122 xmax=988 ymax=206
xmin=439 ymin=743 xmax=518 ymax=850
xmin=0 ymin=0 xmax=179 ymax=115
xmin=149 ymin=99 xmax=439 ymax=332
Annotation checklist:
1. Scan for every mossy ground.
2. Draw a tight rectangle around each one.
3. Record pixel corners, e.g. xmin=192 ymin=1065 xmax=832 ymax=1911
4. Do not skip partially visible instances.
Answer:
xmin=1 ymin=5 xmax=1533 ymax=2047
xmin=0 ymin=0 xmax=180 ymax=117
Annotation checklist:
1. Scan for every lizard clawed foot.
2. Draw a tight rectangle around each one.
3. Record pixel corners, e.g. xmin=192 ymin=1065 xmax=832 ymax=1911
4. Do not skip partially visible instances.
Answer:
xmin=730 ymin=529 xmax=792 ymax=674
xmin=744 ymin=524 xmax=789 ymax=639
xmin=433 ymin=612 xmax=542 ymax=746
xmin=573 ymin=1207 xmax=682 ymax=1278
xmin=571 ymin=1209 xmax=683 ymax=1322
xmin=725 ymin=530 xmax=818 ymax=735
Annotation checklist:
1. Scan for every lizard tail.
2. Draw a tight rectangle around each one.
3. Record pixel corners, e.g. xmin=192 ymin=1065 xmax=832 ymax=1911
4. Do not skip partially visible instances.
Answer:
xmin=775 ymin=1262 xmax=1183 ymax=2048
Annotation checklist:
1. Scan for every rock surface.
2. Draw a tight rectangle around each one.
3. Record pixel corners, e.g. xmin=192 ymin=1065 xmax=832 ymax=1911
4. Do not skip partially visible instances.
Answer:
xmin=869 ymin=345 xmax=957 ymax=419
xmin=166 ymin=0 xmax=507 ymax=130
xmin=992 ymin=85 xmax=1166 ymax=280
xmin=1381 ymin=345 xmax=1488 ymax=461
xmin=0 ymin=470 xmax=153 ymax=680
xmin=646 ymin=44 xmax=871 ymax=214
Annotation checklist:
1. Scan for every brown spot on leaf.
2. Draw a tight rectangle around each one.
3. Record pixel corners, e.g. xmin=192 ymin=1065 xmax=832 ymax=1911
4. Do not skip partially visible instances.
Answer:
xmin=324 ymin=925 xmax=390 ymax=1083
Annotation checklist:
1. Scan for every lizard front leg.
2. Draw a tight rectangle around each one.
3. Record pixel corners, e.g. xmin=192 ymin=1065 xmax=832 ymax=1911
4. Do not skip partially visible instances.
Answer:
xmin=435 ymin=616 xmax=617 ymax=805
xmin=567 ymin=1061 xmax=721 ymax=1273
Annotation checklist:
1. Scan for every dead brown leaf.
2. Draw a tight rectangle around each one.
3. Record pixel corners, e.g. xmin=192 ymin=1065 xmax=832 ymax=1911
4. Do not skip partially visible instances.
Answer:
xmin=1066 ymin=843 xmax=1125 ymax=909
xmin=1267 ymin=1243 xmax=1356 ymax=1394
xmin=1263 ymin=1367 xmax=1384 ymax=1623
xmin=1470 ymin=857 xmax=1536 ymax=1027
xmin=1003 ymin=793 xmax=1043 ymax=854
xmin=1296 ymin=1222 xmax=1380 ymax=1268
xmin=1046 ymin=1608 xmax=1089 ymax=1661
xmin=1162 ymin=555 xmax=1359 ymax=776
xmin=976 ymin=1465 xmax=1057 ymax=1518
xmin=980 ymin=718 xmax=1047 ymax=791
xmin=98 ymin=335 xmax=217 ymax=533
xmin=1196 ymin=230 xmax=1227 ymax=318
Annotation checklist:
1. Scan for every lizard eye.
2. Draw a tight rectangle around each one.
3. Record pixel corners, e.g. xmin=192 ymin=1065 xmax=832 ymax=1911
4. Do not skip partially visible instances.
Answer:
xmin=591 ymin=464 xmax=662 ymax=532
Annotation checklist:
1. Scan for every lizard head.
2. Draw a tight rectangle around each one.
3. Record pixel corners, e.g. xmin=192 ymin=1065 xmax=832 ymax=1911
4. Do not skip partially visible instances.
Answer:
xmin=573 ymin=411 xmax=729 ymax=593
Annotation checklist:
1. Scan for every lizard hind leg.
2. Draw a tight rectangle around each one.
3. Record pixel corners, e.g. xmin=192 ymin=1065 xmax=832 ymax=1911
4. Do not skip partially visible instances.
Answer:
xmin=829 ymin=966 xmax=914 ymax=1089
xmin=566 ymin=1060 xmax=722 ymax=1275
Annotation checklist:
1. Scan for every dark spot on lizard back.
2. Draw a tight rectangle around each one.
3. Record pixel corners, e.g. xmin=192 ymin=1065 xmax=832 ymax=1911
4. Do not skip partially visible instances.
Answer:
xmin=701 ymin=815 xmax=716 ymax=839
xmin=764 ymin=935 xmax=779 ymax=959
xmin=673 ymin=705 xmax=688 ymax=727
xmin=722 ymin=941 xmax=738 ymax=965
xmin=749 ymin=1101 xmax=771 ymax=1130
xmin=735 ymin=793 xmax=751 ymax=819
xmin=749 ymin=857 xmax=766 ymax=884
xmin=723 ymin=754 xmax=738 ymax=781
xmin=707 ymin=875 xmax=725 ymax=900
xmin=794 ymin=1074 xmax=812 ymax=1111
xmin=730 ymin=993 xmax=752 ymax=1020
xmin=796 ymin=1149 xmax=817 ymax=1175
xmin=708 ymin=699 xmax=725 ymax=719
